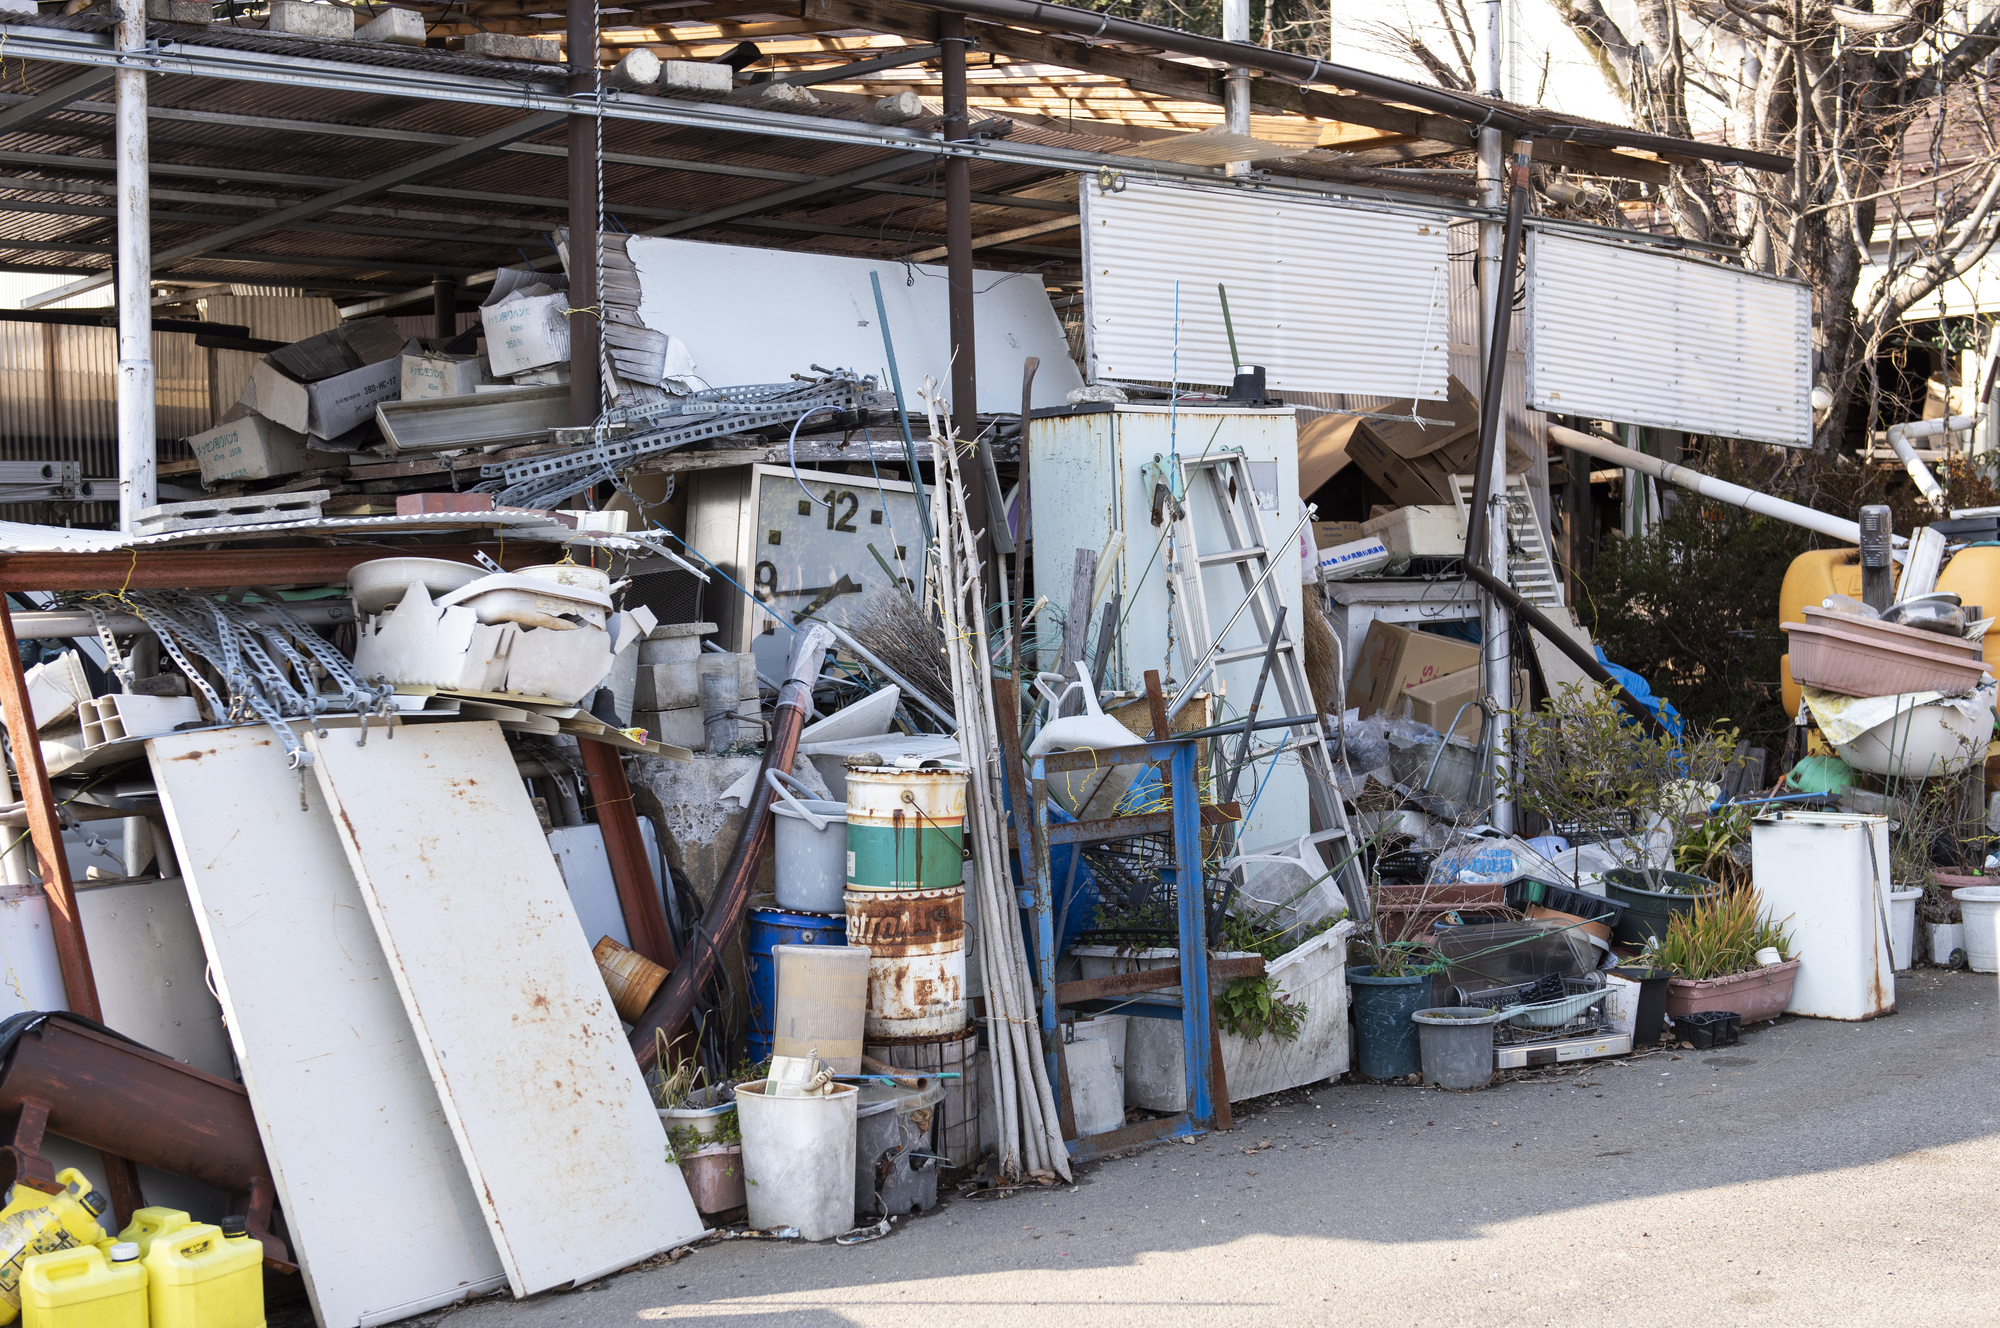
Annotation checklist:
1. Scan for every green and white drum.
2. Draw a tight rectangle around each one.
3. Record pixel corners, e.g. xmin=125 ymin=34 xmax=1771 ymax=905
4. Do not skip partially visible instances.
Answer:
xmin=844 ymin=763 xmax=967 ymax=892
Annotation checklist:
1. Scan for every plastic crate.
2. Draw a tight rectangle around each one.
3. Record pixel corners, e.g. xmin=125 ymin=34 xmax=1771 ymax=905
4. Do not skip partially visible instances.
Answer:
xmin=1676 ymin=1009 xmax=1740 ymax=1049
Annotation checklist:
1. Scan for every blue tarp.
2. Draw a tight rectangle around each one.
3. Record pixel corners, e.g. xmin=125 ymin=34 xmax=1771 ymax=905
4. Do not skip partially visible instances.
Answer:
xmin=1595 ymin=646 xmax=1684 ymax=739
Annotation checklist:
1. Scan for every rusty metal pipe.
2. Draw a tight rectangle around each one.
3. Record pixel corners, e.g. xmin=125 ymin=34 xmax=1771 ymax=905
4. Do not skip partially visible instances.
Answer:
xmin=628 ymin=624 xmax=834 ymax=1072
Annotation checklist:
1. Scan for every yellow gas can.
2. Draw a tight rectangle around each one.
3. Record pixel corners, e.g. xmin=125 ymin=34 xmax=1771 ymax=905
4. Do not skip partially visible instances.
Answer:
xmin=0 ymin=1169 xmax=108 ymax=1324
xmin=145 ymin=1217 xmax=263 ymax=1328
xmin=115 ymin=1208 xmax=191 ymax=1261
xmin=20 ymin=1242 xmax=145 ymax=1328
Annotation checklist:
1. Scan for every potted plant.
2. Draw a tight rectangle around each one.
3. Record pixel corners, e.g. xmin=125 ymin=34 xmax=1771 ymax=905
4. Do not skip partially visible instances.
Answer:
xmin=649 ymin=1038 xmax=746 ymax=1217
xmin=1653 ymin=888 xmax=1801 ymax=1023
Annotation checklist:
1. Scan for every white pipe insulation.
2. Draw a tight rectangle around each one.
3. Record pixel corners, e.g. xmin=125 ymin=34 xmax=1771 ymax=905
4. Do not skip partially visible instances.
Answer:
xmin=1885 ymin=414 xmax=1977 ymax=513
xmin=1547 ymin=423 xmax=1906 ymax=548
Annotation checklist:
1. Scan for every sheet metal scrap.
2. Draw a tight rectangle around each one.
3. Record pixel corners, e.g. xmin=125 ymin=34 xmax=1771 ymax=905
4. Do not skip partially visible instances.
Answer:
xmin=478 ymin=372 xmax=872 ymax=510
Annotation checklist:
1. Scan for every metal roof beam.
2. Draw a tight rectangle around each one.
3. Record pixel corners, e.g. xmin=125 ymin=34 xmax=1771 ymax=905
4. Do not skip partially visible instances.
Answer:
xmin=641 ymin=150 xmax=933 ymax=236
xmin=0 ymin=239 xmax=485 ymax=275
xmin=0 ymin=67 xmax=114 ymax=136
xmin=23 ymin=109 xmax=567 ymax=306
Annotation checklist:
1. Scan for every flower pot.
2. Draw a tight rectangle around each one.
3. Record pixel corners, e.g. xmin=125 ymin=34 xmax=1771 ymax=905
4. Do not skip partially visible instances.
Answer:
xmin=1952 ymin=886 xmax=2000 ymax=973
xmin=1601 ymin=869 xmax=1719 ymax=947
xmin=658 ymin=1085 xmax=736 ymax=1147
xmin=677 ymin=1143 xmax=745 ymax=1216
xmin=1411 ymin=1007 xmax=1504 ymax=1090
xmin=1888 ymin=888 xmax=1923 ymax=971
xmin=1664 ymin=958 xmax=1800 ymax=1024
xmin=1608 ymin=966 xmax=1671 ymax=1045
xmin=1348 ymin=965 xmax=1432 ymax=1080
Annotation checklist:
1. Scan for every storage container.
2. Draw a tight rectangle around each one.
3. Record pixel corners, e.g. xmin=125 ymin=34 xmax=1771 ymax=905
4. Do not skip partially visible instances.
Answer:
xmin=745 ymin=907 xmax=846 ymax=1066
xmin=20 ymin=1243 xmax=144 ymax=1328
xmin=113 ymin=1208 xmax=191 ymax=1261
xmin=767 ymin=770 xmax=848 ymax=915
xmin=1749 ymin=811 xmax=1894 ymax=1019
xmin=143 ymin=1221 xmax=262 ymax=1328
xmin=844 ymin=887 xmax=967 ymax=1039
xmin=0 ymin=1168 xmax=108 ymax=1322
xmin=735 ymin=1080 xmax=858 ymax=1242
xmin=1361 ymin=505 xmax=1466 ymax=557
xmin=1412 ymin=1007 xmax=1503 ymax=1090
xmin=844 ymin=765 xmax=968 ymax=892
xmin=1952 ymin=885 xmax=2000 ymax=972
xmin=771 ymin=942 xmax=869 ymax=1073
xmin=1348 ymin=963 xmax=1429 ymax=1081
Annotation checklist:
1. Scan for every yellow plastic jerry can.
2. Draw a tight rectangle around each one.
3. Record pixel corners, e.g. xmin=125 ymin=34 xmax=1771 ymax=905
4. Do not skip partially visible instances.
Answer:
xmin=20 ymin=1242 xmax=145 ymax=1328
xmin=115 ymin=1208 xmax=192 ymax=1261
xmin=145 ymin=1217 xmax=264 ymax=1328
xmin=0 ymin=1170 xmax=109 ymax=1323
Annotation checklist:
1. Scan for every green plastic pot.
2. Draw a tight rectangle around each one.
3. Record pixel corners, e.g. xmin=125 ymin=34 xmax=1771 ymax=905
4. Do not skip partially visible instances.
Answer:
xmin=1348 ymin=965 xmax=1432 ymax=1080
xmin=1601 ymin=868 xmax=1719 ymax=946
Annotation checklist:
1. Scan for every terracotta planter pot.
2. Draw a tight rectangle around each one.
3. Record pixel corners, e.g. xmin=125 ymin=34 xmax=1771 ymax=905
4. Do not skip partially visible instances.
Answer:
xmin=1664 ymin=958 xmax=1801 ymax=1024
xmin=1932 ymin=872 xmax=1991 ymax=894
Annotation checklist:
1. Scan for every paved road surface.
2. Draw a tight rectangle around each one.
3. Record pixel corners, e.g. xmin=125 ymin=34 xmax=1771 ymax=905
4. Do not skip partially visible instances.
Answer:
xmin=422 ymin=968 xmax=1999 ymax=1328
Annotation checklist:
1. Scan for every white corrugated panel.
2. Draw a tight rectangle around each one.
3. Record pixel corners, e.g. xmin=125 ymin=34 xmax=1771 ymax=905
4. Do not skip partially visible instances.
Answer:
xmin=1083 ymin=179 xmax=1451 ymax=399
xmin=1526 ymin=231 xmax=1813 ymax=447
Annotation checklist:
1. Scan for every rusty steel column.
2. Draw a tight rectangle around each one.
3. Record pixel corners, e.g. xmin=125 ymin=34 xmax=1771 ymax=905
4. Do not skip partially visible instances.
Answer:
xmin=941 ymin=14 xmax=982 ymax=484
xmin=567 ymin=0 xmax=603 ymax=427
xmin=578 ymin=739 xmax=676 ymax=969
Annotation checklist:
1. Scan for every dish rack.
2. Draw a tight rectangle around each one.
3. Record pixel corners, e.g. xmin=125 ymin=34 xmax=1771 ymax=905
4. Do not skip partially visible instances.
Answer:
xmin=1455 ymin=974 xmax=1611 ymax=1039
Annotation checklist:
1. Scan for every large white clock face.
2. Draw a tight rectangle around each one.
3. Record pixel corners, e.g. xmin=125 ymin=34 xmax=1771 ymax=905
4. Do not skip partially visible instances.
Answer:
xmin=746 ymin=464 xmax=925 ymax=681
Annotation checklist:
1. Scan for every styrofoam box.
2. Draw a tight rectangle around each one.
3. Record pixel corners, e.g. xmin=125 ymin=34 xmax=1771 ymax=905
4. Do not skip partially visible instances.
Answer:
xmin=1317 ymin=535 xmax=1391 ymax=581
xmin=1361 ymin=505 xmax=1465 ymax=557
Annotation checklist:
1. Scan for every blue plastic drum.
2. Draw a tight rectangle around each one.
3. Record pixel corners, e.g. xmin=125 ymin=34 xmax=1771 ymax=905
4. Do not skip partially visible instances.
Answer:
xmin=744 ymin=906 xmax=846 ymax=1066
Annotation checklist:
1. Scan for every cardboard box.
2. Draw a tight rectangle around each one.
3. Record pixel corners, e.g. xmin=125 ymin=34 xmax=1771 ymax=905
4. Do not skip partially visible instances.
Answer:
xmin=1345 ymin=620 xmax=1480 ymax=718
xmin=1313 ymin=520 xmax=1364 ymax=549
xmin=1403 ymin=664 xmax=1481 ymax=739
xmin=189 ymin=414 xmax=313 ymax=484
xmin=306 ymin=356 xmax=400 ymax=439
xmin=481 ymin=293 xmax=570 ymax=376
xmin=400 ymin=352 xmax=493 ymax=402
xmin=248 ymin=358 xmax=311 ymax=434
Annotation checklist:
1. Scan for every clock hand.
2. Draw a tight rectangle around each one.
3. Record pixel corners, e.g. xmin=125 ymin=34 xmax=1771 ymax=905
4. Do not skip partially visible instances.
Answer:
xmin=793 ymin=573 xmax=862 ymax=623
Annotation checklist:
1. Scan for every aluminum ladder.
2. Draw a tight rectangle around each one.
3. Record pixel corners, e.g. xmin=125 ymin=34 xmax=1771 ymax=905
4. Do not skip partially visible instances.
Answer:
xmin=1451 ymin=472 xmax=1563 ymax=608
xmin=1161 ymin=448 xmax=1369 ymax=920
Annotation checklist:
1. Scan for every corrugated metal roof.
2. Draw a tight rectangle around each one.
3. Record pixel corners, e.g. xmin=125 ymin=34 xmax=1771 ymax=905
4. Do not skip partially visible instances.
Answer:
xmin=1525 ymin=230 xmax=1812 ymax=447
xmin=1082 ymin=176 xmax=1451 ymax=399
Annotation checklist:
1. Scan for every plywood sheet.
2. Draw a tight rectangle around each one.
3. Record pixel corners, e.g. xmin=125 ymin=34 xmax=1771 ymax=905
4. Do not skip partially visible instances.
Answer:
xmin=148 ymin=727 xmax=506 ymax=1328
xmin=304 ymin=721 xmax=701 ymax=1294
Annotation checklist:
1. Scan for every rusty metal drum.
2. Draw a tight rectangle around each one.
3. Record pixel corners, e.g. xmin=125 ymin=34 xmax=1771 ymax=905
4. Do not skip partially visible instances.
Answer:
xmin=844 ymin=764 xmax=967 ymax=892
xmin=843 ymin=886 xmax=968 ymax=1038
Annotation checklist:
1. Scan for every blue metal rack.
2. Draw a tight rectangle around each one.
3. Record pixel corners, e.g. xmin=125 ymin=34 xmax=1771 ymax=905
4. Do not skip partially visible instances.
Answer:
xmin=1005 ymin=733 xmax=1254 ymax=1161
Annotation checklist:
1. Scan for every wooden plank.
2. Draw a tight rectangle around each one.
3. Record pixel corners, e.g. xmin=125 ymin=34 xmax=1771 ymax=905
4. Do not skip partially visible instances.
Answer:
xmin=149 ymin=726 xmax=508 ymax=1328
xmin=305 ymin=721 xmax=703 ymax=1296
xmin=1052 ymin=955 xmax=1264 ymax=1005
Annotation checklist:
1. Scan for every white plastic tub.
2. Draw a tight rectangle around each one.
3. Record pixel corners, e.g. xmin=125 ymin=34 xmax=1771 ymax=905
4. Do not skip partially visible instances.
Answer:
xmin=1889 ymin=887 xmax=1923 ymax=970
xmin=1361 ymin=505 xmax=1465 ymax=557
xmin=1952 ymin=886 xmax=2000 ymax=973
xmin=1065 ymin=1037 xmax=1124 ymax=1137
xmin=735 ymin=1081 xmax=858 ymax=1242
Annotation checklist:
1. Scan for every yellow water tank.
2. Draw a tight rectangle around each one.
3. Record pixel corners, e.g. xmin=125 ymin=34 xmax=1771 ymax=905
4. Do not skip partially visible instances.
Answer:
xmin=144 ymin=1219 xmax=263 ymax=1328
xmin=0 ymin=1170 xmax=108 ymax=1325
xmin=20 ymin=1242 xmax=145 ymax=1328
xmin=1778 ymin=544 xmax=2000 ymax=717
xmin=113 ymin=1208 xmax=191 ymax=1262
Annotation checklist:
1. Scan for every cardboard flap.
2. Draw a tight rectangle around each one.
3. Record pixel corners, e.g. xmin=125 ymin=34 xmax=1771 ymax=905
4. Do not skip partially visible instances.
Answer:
xmin=1372 ymin=376 xmax=1479 ymax=460
xmin=1298 ymin=412 xmax=1363 ymax=498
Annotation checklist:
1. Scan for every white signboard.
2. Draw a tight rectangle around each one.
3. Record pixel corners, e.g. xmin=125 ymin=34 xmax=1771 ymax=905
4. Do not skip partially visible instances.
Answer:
xmin=1082 ymin=179 xmax=1451 ymax=398
xmin=1526 ymin=231 xmax=1814 ymax=447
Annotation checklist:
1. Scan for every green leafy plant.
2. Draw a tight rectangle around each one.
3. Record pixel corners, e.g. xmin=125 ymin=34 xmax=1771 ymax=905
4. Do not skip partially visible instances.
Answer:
xmin=1215 ymin=900 xmax=1343 ymax=962
xmin=1651 ymin=887 xmax=1796 ymax=980
xmin=1674 ymin=805 xmax=1752 ymax=889
xmin=1215 ymin=975 xmax=1306 ymax=1042
xmin=665 ymin=1113 xmax=741 ymax=1163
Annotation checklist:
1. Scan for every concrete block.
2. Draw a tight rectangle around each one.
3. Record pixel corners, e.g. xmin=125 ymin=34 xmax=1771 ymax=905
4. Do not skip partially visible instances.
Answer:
xmin=868 ymin=90 xmax=928 ymax=123
xmin=464 ymin=31 xmax=562 ymax=62
xmin=603 ymin=47 xmax=660 ymax=92
xmin=636 ymin=661 xmax=699 ymax=712
xmin=267 ymin=0 xmax=354 ymax=39
xmin=656 ymin=59 xmax=734 ymax=96
xmin=355 ymin=7 xmax=425 ymax=43
xmin=146 ymin=0 xmax=214 ymax=23
xmin=727 ymin=80 xmax=819 ymax=110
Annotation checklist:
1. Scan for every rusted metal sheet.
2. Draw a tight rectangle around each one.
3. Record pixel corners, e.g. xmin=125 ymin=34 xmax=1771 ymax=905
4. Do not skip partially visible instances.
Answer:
xmin=1053 ymin=954 xmax=1264 ymax=1006
xmin=844 ymin=886 xmax=968 ymax=1039
xmin=305 ymin=721 xmax=703 ymax=1296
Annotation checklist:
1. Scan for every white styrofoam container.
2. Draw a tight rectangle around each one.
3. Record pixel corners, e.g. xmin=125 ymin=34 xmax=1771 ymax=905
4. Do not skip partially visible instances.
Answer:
xmin=1317 ymin=535 xmax=1391 ymax=581
xmin=1749 ymin=812 xmax=1894 ymax=1019
xmin=1361 ymin=504 xmax=1465 ymax=557
xmin=1122 ymin=920 xmax=1354 ymax=1110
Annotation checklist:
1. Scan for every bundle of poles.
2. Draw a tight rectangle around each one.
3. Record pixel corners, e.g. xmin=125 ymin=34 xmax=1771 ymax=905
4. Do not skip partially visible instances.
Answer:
xmin=923 ymin=385 xmax=1072 ymax=1183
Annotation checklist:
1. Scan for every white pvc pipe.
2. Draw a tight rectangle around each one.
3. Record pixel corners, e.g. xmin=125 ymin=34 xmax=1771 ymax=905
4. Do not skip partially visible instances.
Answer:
xmin=115 ymin=5 xmax=155 ymax=532
xmin=1886 ymin=415 xmax=1976 ymax=513
xmin=1549 ymin=423 xmax=1903 ymax=547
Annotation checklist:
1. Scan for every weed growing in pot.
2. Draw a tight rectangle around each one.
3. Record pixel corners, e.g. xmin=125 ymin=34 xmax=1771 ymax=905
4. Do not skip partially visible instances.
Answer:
xmin=1651 ymin=888 xmax=1797 ymax=980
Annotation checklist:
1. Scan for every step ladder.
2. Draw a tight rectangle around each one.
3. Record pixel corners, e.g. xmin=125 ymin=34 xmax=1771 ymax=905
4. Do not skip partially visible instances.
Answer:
xmin=1451 ymin=472 xmax=1564 ymax=608
xmin=1161 ymin=449 xmax=1370 ymax=920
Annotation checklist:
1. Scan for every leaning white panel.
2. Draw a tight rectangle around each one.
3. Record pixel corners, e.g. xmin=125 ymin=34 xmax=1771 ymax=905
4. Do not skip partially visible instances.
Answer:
xmin=1083 ymin=178 xmax=1451 ymax=398
xmin=1526 ymin=231 xmax=1814 ymax=447
xmin=148 ymin=726 xmax=506 ymax=1328
xmin=305 ymin=721 xmax=703 ymax=1295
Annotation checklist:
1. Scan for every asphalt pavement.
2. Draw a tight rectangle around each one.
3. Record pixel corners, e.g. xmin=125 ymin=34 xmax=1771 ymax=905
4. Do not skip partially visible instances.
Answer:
xmin=421 ymin=967 xmax=2000 ymax=1328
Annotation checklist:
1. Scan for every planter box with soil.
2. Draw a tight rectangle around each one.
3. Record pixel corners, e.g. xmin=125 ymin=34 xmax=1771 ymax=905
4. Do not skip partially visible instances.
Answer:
xmin=1664 ymin=958 xmax=1801 ymax=1024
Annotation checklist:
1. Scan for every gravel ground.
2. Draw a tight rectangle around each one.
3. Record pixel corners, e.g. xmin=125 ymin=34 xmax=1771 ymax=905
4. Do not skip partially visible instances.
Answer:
xmin=383 ymin=967 xmax=1999 ymax=1328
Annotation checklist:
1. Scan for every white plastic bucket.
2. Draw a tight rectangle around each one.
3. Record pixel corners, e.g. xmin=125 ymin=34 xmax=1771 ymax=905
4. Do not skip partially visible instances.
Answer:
xmin=1889 ymin=888 xmax=1923 ymax=971
xmin=767 ymin=769 xmax=848 ymax=915
xmin=735 ymin=1080 xmax=858 ymax=1241
xmin=1952 ymin=887 xmax=2000 ymax=973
